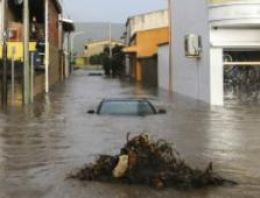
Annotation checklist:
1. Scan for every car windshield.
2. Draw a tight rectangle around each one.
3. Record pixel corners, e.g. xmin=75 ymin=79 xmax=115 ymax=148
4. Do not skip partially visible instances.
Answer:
xmin=98 ymin=100 xmax=155 ymax=116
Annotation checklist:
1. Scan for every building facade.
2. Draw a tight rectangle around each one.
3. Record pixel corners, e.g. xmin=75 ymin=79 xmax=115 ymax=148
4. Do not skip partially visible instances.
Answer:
xmin=124 ymin=10 xmax=169 ymax=85
xmin=0 ymin=0 xmax=71 ymax=106
xmin=170 ymin=0 xmax=260 ymax=105
xmin=85 ymin=40 xmax=124 ymax=60
xmin=74 ymin=40 xmax=125 ymax=67
xmin=158 ymin=43 xmax=169 ymax=91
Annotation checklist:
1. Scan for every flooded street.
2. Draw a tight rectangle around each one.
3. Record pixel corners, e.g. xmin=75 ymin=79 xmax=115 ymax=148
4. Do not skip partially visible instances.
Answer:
xmin=0 ymin=70 xmax=260 ymax=198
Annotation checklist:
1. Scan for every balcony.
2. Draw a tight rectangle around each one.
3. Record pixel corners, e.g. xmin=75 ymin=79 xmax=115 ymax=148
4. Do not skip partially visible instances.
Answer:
xmin=209 ymin=0 xmax=260 ymax=27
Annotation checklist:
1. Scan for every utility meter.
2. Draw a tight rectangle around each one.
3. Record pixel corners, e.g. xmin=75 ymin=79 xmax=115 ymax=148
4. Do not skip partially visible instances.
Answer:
xmin=184 ymin=34 xmax=202 ymax=58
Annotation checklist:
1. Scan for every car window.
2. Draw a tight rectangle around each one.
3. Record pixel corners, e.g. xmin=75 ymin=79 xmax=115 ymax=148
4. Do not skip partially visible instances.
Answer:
xmin=139 ymin=101 xmax=155 ymax=115
xmin=98 ymin=100 xmax=155 ymax=116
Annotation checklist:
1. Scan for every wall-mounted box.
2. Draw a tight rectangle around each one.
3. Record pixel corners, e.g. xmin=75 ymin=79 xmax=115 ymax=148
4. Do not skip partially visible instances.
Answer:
xmin=185 ymin=34 xmax=202 ymax=58
xmin=8 ymin=22 xmax=24 ymax=42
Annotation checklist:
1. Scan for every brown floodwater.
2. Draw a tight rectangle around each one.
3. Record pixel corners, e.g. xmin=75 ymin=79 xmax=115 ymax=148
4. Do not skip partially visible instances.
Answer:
xmin=0 ymin=70 xmax=260 ymax=198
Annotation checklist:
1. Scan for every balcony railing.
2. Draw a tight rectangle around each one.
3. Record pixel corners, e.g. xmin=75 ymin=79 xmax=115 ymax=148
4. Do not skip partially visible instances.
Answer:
xmin=209 ymin=0 xmax=260 ymax=27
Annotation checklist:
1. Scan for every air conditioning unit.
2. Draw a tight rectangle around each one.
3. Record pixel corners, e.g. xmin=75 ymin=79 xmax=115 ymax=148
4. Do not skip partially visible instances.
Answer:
xmin=184 ymin=34 xmax=202 ymax=58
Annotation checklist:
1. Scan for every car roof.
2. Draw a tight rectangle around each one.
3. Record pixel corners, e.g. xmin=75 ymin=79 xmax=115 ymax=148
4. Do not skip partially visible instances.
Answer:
xmin=102 ymin=98 xmax=150 ymax=102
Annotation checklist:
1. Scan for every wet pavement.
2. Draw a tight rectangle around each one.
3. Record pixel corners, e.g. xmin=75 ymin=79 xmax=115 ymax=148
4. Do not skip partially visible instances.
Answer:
xmin=0 ymin=70 xmax=260 ymax=198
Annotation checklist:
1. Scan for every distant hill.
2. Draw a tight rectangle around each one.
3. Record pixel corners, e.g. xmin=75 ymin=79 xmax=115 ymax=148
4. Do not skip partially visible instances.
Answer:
xmin=73 ymin=22 xmax=125 ymax=54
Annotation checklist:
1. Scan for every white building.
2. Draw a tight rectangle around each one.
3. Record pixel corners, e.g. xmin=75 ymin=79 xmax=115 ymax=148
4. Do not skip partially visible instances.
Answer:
xmin=158 ymin=43 xmax=169 ymax=91
xmin=167 ymin=0 xmax=260 ymax=105
xmin=126 ymin=9 xmax=169 ymax=40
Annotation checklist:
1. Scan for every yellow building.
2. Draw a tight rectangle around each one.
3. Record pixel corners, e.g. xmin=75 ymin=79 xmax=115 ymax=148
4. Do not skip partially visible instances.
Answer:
xmin=124 ymin=10 xmax=169 ymax=84
xmin=124 ymin=27 xmax=169 ymax=82
xmin=74 ymin=57 xmax=86 ymax=69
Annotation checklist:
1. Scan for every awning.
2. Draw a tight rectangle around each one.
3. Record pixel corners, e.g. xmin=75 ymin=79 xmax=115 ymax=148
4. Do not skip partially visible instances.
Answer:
xmin=123 ymin=46 xmax=138 ymax=54
xmin=60 ymin=18 xmax=75 ymax=32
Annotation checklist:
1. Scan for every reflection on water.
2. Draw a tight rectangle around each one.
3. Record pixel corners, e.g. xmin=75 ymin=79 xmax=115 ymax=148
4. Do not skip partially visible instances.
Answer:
xmin=0 ymin=70 xmax=260 ymax=198
xmin=224 ymin=66 xmax=260 ymax=103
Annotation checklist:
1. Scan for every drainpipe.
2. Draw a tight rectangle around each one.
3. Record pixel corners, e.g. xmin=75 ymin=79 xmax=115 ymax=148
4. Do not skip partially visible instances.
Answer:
xmin=68 ymin=32 xmax=72 ymax=74
xmin=45 ymin=0 xmax=49 ymax=93
xmin=59 ymin=17 xmax=64 ymax=80
xmin=58 ymin=0 xmax=63 ymax=81
xmin=23 ymin=0 xmax=30 ymax=105
xmin=66 ymin=32 xmax=70 ymax=77
xmin=168 ymin=0 xmax=173 ymax=92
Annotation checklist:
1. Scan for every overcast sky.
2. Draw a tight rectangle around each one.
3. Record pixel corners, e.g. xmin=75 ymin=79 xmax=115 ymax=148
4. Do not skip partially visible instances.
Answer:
xmin=62 ymin=0 xmax=167 ymax=23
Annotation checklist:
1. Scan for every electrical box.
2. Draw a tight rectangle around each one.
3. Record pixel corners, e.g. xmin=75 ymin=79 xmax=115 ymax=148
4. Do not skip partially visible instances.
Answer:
xmin=184 ymin=34 xmax=202 ymax=58
xmin=8 ymin=22 xmax=24 ymax=42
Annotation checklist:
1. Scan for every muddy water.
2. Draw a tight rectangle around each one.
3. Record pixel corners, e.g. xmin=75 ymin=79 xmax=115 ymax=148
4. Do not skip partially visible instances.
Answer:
xmin=0 ymin=70 xmax=260 ymax=198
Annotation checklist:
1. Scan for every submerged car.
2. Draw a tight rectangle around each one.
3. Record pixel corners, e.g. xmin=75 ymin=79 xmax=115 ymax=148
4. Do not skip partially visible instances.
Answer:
xmin=88 ymin=71 xmax=104 ymax=76
xmin=88 ymin=98 xmax=166 ymax=116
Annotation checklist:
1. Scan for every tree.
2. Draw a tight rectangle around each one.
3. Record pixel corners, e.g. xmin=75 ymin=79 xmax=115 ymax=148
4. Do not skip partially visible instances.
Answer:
xmin=111 ymin=45 xmax=125 ymax=77
xmin=102 ymin=47 xmax=111 ymax=76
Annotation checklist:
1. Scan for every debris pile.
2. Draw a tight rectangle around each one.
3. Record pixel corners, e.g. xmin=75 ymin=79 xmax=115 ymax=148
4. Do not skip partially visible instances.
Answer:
xmin=70 ymin=133 xmax=235 ymax=189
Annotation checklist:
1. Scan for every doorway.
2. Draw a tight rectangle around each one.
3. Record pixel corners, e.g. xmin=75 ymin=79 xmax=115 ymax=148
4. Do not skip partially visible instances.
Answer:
xmin=223 ymin=50 xmax=260 ymax=103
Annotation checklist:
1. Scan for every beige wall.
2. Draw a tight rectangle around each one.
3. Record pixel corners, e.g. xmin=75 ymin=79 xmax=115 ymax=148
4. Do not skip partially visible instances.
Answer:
xmin=84 ymin=40 xmax=124 ymax=57
xmin=127 ymin=10 xmax=169 ymax=39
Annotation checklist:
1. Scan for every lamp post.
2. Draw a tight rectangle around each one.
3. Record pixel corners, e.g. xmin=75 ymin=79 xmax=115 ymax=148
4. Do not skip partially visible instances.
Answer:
xmin=108 ymin=22 xmax=112 ymax=59
xmin=71 ymin=31 xmax=86 ymax=54
xmin=70 ymin=31 xmax=86 ymax=70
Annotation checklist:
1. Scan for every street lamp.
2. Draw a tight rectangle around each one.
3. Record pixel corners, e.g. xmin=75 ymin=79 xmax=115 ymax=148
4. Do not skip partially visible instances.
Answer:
xmin=71 ymin=31 xmax=87 ymax=54
xmin=69 ymin=31 xmax=87 ymax=70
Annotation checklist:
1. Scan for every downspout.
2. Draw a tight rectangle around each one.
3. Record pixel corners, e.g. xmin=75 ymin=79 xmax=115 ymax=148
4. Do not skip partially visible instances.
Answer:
xmin=45 ymin=0 xmax=49 ymax=93
xmin=168 ymin=0 xmax=173 ymax=92
xmin=68 ymin=32 xmax=72 ymax=74
xmin=58 ymin=0 xmax=63 ymax=81
xmin=58 ymin=15 xmax=63 ymax=81
xmin=23 ymin=0 xmax=30 ymax=105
